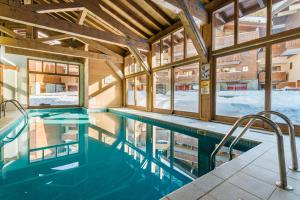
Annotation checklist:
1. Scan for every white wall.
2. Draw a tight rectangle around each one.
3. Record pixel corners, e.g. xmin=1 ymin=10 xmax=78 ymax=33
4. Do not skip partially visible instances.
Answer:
xmin=0 ymin=46 xmax=28 ymax=107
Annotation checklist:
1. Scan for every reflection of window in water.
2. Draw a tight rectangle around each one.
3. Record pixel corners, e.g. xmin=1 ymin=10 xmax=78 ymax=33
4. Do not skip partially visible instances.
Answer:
xmin=126 ymin=119 xmax=147 ymax=151
xmin=153 ymin=126 xmax=171 ymax=162
xmin=173 ymin=132 xmax=198 ymax=177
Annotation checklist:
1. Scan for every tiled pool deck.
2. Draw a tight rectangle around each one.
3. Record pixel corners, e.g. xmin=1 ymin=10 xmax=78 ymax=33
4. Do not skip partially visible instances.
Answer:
xmin=110 ymin=108 xmax=300 ymax=200
xmin=1 ymin=108 xmax=300 ymax=200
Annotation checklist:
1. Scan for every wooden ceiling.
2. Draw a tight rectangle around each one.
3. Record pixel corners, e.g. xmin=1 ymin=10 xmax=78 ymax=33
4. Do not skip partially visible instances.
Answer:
xmin=0 ymin=0 xmax=211 ymax=66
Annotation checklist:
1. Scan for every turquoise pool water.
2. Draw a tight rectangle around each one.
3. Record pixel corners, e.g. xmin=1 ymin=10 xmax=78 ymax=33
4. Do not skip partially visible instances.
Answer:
xmin=0 ymin=108 xmax=256 ymax=200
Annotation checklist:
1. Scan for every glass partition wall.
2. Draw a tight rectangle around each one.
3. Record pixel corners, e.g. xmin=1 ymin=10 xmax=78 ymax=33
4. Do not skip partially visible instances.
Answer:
xmin=151 ymin=28 xmax=200 ymax=118
xmin=28 ymin=59 xmax=80 ymax=108
xmin=212 ymin=0 xmax=300 ymax=132
xmin=124 ymin=27 xmax=200 ymax=118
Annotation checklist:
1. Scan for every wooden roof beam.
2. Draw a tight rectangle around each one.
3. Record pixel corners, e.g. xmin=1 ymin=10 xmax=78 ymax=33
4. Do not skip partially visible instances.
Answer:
xmin=36 ymin=34 xmax=73 ymax=42
xmin=77 ymin=8 xmax=88 ymax=25
xmin=0 ymin=36 xmax=123 ymax=63
xmin=5 ymin=47 xmax=84 ymax=63
xmin=0 ymin=4 xmax=149 ymax=51
xmin=34 ymin=33 xmax=123 ymax=58
xmin=0 ymin=25 xmax=22 ymax=39
xmin=127 ymin=45 xmax=150 ymax=75
xmin=106 ymin=61 xmax=124 ymax=80
xmin=76 ymin=37 xmax=123 ymax=59
xmin=144 ymin=0 xmax=174 ymax=25
xmin=178 ymin=0 xmax=207 ymax=63
xmin=24 ymin=2 xmax=85 ymax=13
xmin=76 ymin=0 xmax=145 ymax=41
xmin=152 ymin=0 xmax=207 ymax=25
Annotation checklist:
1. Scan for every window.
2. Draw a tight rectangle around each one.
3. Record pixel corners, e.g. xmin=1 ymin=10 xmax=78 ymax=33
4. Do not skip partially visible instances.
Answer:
xmin=127 ymin=78 xmax=135 ymax=105
xmin=242 ymin=66 xmax=249 ymax=72
xmin=29 ymin=74 xmax=79 ymax=107
xmin=28 ymin=59 xmax=80 ymax=107
xmin=173 ymin=28 xmax=184 ymax=61
xmin=135 ymin=75 xmax=147 ymax=107
xmin=124 ymin=55 xmax=145 ymax=75
xmin=43 ymin=62 xmax=55 ymax=73
xmin=271 ymin=39 xmax=300 ymax=124
xmin=216 ymin=48 xmax=266 ymax=117
xmin=29 ymin=60 xmax=42 ymax=72
xmin=126 ymin=75 xmax=147 ymax=107
xmin=272 ymin=0 xmax=300 ymax=34
xmin=152 ymin=41 xmax=161 ymax=68
xmin=56 ymin=63 xmax=68 ymax=74
xmin=153 ymin=69 xmax=171 ymax=110
xmin=186 ymin=33 xmax=198 ymax=58
xmin=69 ymin=65 xmax=79 ymax=75
xmin=238 ymin=0 xmax=267 ymax=43
xmin=213 ymin=2 xmax=235 ymax=50
xmin=161 ymin=35 xmax=171 ymax=65
xmin=174 ymin=62 xmax=199 ymax=113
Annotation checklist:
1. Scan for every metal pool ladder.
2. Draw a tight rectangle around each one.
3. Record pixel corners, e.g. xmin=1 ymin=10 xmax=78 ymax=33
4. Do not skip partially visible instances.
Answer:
xmin=0 ymin=100 xmax=29 ymax=147
xmin=0 ymin=99 xmax=28 ymax=123
xmin=209 ymin=113 xmax=295 ymax=191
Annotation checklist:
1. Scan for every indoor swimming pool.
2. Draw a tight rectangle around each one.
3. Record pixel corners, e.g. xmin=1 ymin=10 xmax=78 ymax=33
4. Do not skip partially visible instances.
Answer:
xmin=0 ymin=108 xmax=257 ymax=200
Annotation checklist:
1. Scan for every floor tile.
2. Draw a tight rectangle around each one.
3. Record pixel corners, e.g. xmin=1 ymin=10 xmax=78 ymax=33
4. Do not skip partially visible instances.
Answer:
xmin=228 ymin=171 xmax=276 ymax=199
xmin=211 ymin=164 xmax=238 ymax=180
xmin=208 ymin=182 xmax=261 ymax=200
xmin=269 ymin=188 xmax=300 ymax=200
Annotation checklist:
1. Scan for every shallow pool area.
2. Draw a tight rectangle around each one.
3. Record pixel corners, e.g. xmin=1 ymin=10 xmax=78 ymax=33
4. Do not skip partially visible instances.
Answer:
xmin=0 ymin=108 xmax=256 ymax=200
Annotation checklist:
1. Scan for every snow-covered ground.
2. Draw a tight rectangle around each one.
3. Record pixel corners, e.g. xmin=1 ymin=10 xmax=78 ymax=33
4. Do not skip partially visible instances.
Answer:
xmin=154 ymin=90 xmax=300 ymax=124
xmin=30 ymin=91 xmax=79 ymax=106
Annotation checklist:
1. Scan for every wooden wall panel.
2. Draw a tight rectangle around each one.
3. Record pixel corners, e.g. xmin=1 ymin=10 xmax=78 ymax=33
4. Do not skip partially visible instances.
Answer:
xmin=87 ymin=59 xmax=123 ymax=108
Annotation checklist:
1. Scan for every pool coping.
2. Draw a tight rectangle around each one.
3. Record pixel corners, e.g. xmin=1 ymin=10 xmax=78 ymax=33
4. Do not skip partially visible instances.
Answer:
xmin=108 ymin=108 xmax=300 ymax=200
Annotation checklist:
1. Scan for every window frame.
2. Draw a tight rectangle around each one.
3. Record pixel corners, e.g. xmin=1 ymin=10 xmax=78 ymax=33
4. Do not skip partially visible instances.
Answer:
xmin=27 ymin=58 xmax=81 ymax=109
xmin=211 ymin=0 xmax=300 ymax=135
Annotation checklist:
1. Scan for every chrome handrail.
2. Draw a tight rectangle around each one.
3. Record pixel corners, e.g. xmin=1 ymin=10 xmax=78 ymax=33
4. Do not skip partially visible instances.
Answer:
xmin=0 ymin=99 xmax=28 ymax=123
xmin=229 ymin=111 xmax=299 ymax=171
xmin=210 ymin=114 xmax=293 ymax=190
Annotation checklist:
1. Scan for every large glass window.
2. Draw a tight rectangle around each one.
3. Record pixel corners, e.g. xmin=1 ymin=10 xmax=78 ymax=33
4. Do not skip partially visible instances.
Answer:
xmin=172 ymin=28 xmax=184 ymax=61
xmin=271 ymin=39 xmax=300 ymax=124
xmin=43 ymin=62 xmax=55 ymax=73
xmin=153 ymin=69 xmax=171 ymax=110
xmin=127 ymin=78 xmax=135 ymax=105
xmin=272 ymin=0 xmax=300 ymax=34
xmin=29 ymin=60 xmax=42 ymax=72
xmin=216 ymin=48 xmax=266 ymax=117
xmin=213 ymin=2 xmax=235 ymax=50
xmin=174 ymin=62 xmax=199 ymax=113
xmin=124 ymin=55 xmax=144 ymax=75
xmin=161 ymin=35 xmax=172 ymax=65
xmin=28 ymin=59 xmax=80 ymax=107
xmin=29 ymin=74 xmax=79 ymax=107
xmin=186 ymin=33 xmax=198 ymax=58
xmin=126 ymin=75 xmax=147 ymax=108
xmin=238 ymin=0 xmax=267 ymax=43
xmin=135 ymin=75 xmax=147 ymax=107
xmin=152 ymin=41 xmax=161 ymax=68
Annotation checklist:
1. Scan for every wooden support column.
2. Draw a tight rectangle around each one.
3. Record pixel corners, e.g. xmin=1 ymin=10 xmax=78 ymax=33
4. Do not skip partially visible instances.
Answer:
xmin=178 ymin=0 xmax=208 ymax=64
xmin=84 ymin=44 xmax=89 ymax=108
